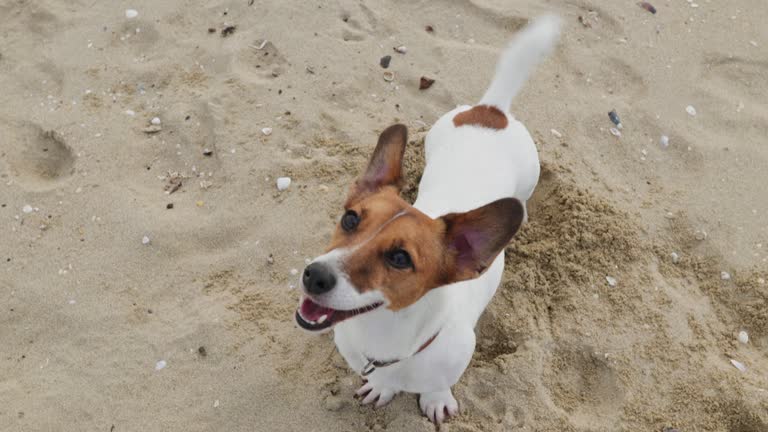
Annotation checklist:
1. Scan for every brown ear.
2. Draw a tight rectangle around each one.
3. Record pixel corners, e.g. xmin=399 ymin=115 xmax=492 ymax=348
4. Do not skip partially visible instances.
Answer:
xmin=347 ymin=124 xmax=408 ymax=203
xmin=439 ymin=198 xmax=524 ymax=282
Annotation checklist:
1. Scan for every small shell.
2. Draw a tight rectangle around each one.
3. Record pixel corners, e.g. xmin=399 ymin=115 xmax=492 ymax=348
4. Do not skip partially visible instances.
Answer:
xmin=606 ymin=276 xmax=617 ymax=287
xmin=393 ymin=45 xmax=407 ymax=54
xmin=276 ymin=177 xmax=291 ymax=191
xmin=609 ymin=127 xmax=622 ymax=137
xmin=729 ymin=359 xmax=746 ymax=372
xmin=721 ymin=271 xmax=731 ymax=281
xmin=261 ymin=127 xmax=273 ymax=136
xmin=660 ymin=135 xmax=669 ymax=148
xmin=738 ymin=330 xmax=749 ymax=344
xmin=383 ymin=71 xmax=395 ymax=82
xmin=670 ymin=252 xmax=680 ymax=263
xmin=686 ymin=105 xmax=697 ymax=116
xmin=550 ymin=129 xmax=563 ymax=138
xmin=125 ymin=9 xmax=139 ymax=19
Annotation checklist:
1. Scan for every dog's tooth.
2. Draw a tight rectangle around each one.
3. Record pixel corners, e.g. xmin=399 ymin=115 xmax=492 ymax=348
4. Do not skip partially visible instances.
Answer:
xmin=318 ymin=314 xmax=328 ymax=324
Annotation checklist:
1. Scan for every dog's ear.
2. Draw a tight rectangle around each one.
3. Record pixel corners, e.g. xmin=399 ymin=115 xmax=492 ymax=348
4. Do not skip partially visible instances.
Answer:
xmin=347 ymin=124 xmax=408 ymax=203
xmin=439 ymin=198 xmax=524 ymax=283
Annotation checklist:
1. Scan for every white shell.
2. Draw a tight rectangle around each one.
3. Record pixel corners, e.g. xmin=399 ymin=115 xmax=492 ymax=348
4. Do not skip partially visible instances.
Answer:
xmin=720 ymin=271 xmax=731 ymax=281
xmin=261 ymin=127 xmax=273 ymax=136
xmin=660 ymin=135 xmax=669 ymax=148
xmin=155 ymin=360 xmax=167 ymax=370
xmin=151 ymin=117 xmax=161 ymax=125
xmin=126 ymin=9 xmax=139 ymax=19
xmin=606 ymin=276 xmax=617 ymax=287
xmin=738 ymin=331 xmax=749 ymax=344
xmin=686 ymin=105 xmax=697 ymax=116
xmin=670 ymin=252 xmax=680 ymax=263
xmin=142 ymin=235 xmax=151 ymax=245
xmin=276 ymin=177 xmax=291 ymax=191
xmin=729 ymin=359 xmax=746 ymax=372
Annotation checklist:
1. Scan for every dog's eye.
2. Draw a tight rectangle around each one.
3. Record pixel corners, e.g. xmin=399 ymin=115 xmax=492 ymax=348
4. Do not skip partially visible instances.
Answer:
xmin=385 ymin=248 xmax=413 ymax=270
xmin=341 ymin=210 xmax=360 ymax=232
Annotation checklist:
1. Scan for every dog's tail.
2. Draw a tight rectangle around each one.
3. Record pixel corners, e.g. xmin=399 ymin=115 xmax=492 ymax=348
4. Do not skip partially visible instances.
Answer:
xmin=478 ymin=15 xmax=561 ymax=111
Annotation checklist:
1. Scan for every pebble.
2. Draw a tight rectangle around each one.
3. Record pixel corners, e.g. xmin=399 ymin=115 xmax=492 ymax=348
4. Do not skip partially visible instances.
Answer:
xmin=213 ymin=400 xmax=220 ymax=408
xmin=393 ymin=45 xmax=407 ymax=54
xmin=606 ymin=276 xmax=617 ymax=287
xmin=729 ymin=358 xmax=746 ymax=373
xmin=686 ymin=105 xmax=697 ymax=116
xmin=22 ymin=205 xmax=34 ymax=214
xmin=150 ymin=117 xmax=161 ymax=125
xmin=738 ymin=330 xmax=749 ymax=344
xmin=608 ymin=110 xmax=622 ymax=129
xmin=125 ymin=109 xmax=136 ymax=116
xmin=202 ymin=148 xmax=213 ymax=156
xmin=276 ymin=177 xmax=291 ymax=191
xmin=419 ymin=76 xmax=435 ymax=90
xmin=125 ymin=9 xmax=139 ymax=19
xmin=379 ymin=55 xmax=392 ymax=68
xmin=660 ymin=135 xmax=669 ymax=149
xmin=261 ymin=127 xmax=273 ymax=136
xmin=290 ymin=268 xmax=299 ymax=276
xmin=142 ymin=235 xmax=151 ymax=245
xmin=670 ymin=252 xmax=680 ymax=263
xmin=720 ymin=271 xmax=731 ymax=281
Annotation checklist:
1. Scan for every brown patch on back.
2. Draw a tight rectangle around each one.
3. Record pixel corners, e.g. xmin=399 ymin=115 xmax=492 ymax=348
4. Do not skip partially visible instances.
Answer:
xmin=452 ymin=105 xmax=508 ymax=130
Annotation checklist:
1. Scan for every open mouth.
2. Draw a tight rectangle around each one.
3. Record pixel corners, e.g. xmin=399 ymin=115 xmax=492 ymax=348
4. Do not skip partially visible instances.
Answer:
xmin=295 ymin=296 xmax=383 ymax=332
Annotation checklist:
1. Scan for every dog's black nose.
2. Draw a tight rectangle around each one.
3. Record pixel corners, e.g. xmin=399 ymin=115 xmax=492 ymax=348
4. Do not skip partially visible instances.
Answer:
xmin=302 ymin=262 xmax=337 ymax=295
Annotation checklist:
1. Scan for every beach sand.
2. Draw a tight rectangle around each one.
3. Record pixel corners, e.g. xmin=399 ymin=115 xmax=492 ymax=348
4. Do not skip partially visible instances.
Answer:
xmin=1 ymin=0 xmax=767 ymax=430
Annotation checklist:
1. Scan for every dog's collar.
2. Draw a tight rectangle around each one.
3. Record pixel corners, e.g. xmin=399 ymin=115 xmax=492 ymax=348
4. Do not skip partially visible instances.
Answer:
xmin=361 ymin=331 xmax=440 ymax=376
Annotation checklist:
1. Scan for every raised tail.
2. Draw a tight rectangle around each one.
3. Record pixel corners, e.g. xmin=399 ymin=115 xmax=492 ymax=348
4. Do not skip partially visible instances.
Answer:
xmin=478 ymin=15 xmax=561 ymax=111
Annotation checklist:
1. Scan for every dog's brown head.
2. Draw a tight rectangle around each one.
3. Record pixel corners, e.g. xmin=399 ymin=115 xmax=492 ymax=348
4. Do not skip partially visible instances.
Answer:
xmin=295 ymin=124 xmax=524 ymax=332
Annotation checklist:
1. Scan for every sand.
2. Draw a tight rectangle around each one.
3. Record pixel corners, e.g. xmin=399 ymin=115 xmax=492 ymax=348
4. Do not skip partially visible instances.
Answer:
xmin=1 ymin=0 xmax=767 ymax=431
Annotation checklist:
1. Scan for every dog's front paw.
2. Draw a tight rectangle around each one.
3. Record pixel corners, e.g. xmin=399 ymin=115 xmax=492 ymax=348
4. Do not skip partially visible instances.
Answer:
xmin=419 ymin=390 xmax=459 ymax=424
xmin=355 ymin=381 xmax=398 ymax=408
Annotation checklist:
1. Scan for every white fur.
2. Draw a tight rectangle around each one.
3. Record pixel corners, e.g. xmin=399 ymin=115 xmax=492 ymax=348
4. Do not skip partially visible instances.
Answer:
xmin=318 ymin=15 xmax=560 ymax=423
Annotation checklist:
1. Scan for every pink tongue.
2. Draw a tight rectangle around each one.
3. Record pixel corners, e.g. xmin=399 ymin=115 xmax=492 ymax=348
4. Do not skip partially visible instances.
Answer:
xmin=300 ymin=298 xmax=335 ymax=321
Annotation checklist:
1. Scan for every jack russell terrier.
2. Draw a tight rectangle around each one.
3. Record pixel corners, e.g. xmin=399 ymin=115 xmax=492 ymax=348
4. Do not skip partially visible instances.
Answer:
xmin=295 ymin=15 xmax=561 ymax=424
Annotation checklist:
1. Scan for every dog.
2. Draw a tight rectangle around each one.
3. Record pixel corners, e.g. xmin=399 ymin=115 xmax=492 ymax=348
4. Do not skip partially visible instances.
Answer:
xmin=295 ymin=15 xmax=561 ymax=424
